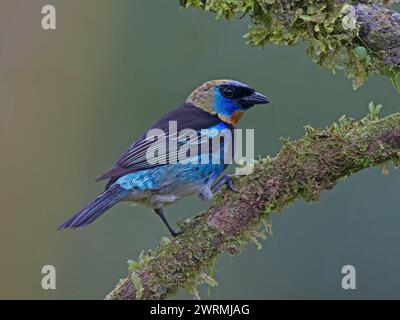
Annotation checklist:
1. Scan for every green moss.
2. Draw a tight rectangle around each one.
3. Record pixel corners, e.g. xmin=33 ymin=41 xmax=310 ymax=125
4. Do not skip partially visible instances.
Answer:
xmin=181 ymin=0 xmax=400 ymax=92
xmin=110 ymin=105 xmax=400 ymax=300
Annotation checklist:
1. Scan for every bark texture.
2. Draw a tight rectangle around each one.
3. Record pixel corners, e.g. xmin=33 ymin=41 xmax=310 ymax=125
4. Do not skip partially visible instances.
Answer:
xmin=107 ymin=111 xmax=400 ymax=300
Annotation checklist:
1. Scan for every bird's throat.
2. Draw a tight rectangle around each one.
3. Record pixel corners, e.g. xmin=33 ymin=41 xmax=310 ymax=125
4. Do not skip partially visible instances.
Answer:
xmin=219 ymin=110 xmax=244 ymax=127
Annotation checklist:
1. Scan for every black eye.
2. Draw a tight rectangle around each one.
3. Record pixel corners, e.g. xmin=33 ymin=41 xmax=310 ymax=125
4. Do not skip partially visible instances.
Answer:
xmin=220 ymin=84 xmax=254 ymax=100
xmin=220 ymin=86 xmax=235 ymax=99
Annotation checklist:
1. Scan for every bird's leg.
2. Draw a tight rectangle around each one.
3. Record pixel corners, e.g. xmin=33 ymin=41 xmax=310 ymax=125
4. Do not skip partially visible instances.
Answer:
xmin=210 ymin=174 xmax=238 ymax=194
xmin=198 ymin=186 xmax=214 ymax=201
xmin=154 ymin=208 xmax=181 ymax=237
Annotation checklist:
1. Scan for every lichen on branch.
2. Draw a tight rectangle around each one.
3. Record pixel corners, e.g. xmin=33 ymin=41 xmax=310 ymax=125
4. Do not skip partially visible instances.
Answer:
xmin=107 ymin=105 xmax=400 ymax=300
xmin=179 ymin=0 xmax=400 ymax=92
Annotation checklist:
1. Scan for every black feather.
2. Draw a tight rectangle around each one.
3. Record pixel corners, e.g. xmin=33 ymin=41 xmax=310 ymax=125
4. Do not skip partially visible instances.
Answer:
xmin=58 ymin=185 xmax=129 ymax=230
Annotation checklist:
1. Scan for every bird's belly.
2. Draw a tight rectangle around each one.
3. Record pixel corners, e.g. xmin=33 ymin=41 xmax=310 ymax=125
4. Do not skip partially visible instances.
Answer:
xmin=124 ymin=190 xmax=177 ymax=208
xmin=123 ymin=183 xmax=200 ymax=208
xmin=117 ymin=162 xmax=226 ymax=208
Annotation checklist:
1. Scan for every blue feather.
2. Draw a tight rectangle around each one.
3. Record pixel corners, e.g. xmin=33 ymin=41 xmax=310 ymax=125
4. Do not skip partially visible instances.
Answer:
xmin=213 ymin=88 xmax=242 ymax=116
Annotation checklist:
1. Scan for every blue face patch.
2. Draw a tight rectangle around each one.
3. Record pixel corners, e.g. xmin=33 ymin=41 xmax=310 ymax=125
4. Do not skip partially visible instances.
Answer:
xmin=213 ymin=87 xmax=242 ymax=116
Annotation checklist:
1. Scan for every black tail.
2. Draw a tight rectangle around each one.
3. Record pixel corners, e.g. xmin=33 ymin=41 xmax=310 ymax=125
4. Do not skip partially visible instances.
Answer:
xmin=58 ymin=185 xmax=130 ymax=230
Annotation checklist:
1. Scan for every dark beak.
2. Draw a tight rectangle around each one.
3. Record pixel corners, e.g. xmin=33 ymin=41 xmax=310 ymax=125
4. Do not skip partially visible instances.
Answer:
xmin=240 ymin=91 xmax=270 ymax=107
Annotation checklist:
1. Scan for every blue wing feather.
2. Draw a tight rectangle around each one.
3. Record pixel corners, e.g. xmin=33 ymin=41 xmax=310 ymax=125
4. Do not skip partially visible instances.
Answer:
xmin=96 ymin=103 xmax=232 ymax=188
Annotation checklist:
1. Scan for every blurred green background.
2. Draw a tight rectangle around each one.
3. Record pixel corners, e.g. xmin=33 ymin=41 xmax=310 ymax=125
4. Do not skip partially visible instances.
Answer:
xmin=0 ymin=0 xmax=399 ymax=299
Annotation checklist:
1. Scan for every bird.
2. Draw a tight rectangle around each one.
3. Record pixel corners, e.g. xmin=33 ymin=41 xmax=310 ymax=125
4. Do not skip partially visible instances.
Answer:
xmin=58 ymin=80 xmax=270 ymax=236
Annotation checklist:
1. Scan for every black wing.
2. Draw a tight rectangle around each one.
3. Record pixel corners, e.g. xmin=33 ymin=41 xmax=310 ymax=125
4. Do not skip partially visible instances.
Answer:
xmin=96 ymin=103 xmax=226 ymax=187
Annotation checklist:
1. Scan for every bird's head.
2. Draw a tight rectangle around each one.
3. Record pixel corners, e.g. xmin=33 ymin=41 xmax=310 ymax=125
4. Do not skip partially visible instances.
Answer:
xmin=186 ymin=79 xmax=270 ymax=126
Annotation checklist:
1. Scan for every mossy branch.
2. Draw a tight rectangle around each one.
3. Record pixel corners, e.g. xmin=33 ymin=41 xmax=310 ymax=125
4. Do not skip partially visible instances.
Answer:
xmin=179 ymin=1 xmax=400 ymax=92
xmin=106 ymin=107 xmax=400 ymax=300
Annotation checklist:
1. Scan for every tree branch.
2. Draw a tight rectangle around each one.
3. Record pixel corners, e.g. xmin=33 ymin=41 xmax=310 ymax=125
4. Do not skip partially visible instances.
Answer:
xmin=179 ymin=1 xmax=400 ymax=92
xmin=106 ymin=109 xmax=400 ymax=300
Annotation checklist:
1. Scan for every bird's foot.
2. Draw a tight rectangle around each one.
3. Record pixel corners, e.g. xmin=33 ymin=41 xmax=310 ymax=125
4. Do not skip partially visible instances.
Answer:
xmin=211 ymin=174 xmax=239 ymax=194
xmin=154 ymin=208 xmax=181 ymax=237
xmin=170 ymin=229 xmax=182 ymax=237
